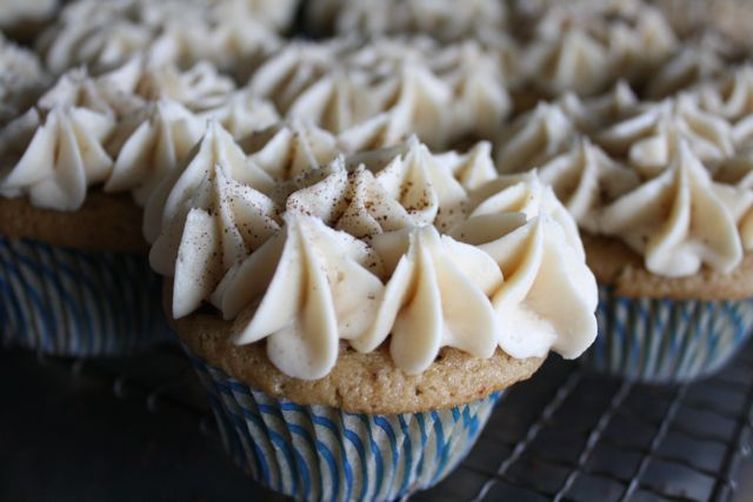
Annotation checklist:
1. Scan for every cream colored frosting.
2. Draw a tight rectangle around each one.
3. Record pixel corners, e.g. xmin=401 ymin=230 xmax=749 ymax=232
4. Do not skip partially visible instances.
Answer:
xmin=558 ymin=80 xmax=638 ymax=133
xmin=135 ymin=61 xmax=236 ymax=112
xmin=355 ymin=224 xmax=501 ymax=374
xmin=456 ymin=213 xmax=597 ymax=359
xmin=538 ymin=137 xmax=640 ymax=232
xmin=39 ymin=67 xmax=144 ymax=120
xmin=597 ymin=95 xmax=735 ymax=176
xmin=244 ymin=122 xmax=339 ymax=182
xmin=37 ymin=0 xmax=279 ymax=75
xmin=248 ymin=41 xmax=349 ymax=113
xmin=0 ymin=106 xmax=114 ymax=210
xmin=0 ymin=65 xmax=147 ymax=210
xmin=645 ymin=34 xmax=729 ymax=99
xmin=171 ymin=163 xmax=280 ymax=318
xmin=284 ymin=70 xmax=385 ymax=134
xmin=216 ymin=213 xmax=385 ymax=379
xmin=281 ymin=158 xmax=415 ymax=238
xmin=160 ymin=136 xmax=598 ymax=378
xmin=700 ymin=64 xmax=753 ymax=122
xmin=145 ymin=121 xmax=273 ymax=247
xmin=349 ymin=136 xmax=468 ymax=231
xmin=524 ymin=29 xmax=611 ymax=97
xmin=497 ymin=102 xmax=576 ymax=174
xmin=430 ymin=41 xmax=512 ymax=140
xmin=198 ymin=90 xmax=280 ymax=140
xmin=462 ymin=171 xmax=585 ymax=259
xmin=37 ymin=18 xmax=156 ymax=74
xmin=104 ymin=99 xmax=206 ymax=205
xmin=598 ymin=139 xmax=751 ymax=277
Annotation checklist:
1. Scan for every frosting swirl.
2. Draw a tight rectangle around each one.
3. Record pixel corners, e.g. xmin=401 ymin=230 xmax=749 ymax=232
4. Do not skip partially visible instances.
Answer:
xmin=104 ymin=99 xmax=206 ymax=205
xmin=538 ymin=137 xmax=640 ymax=232
xmin=144 ymin=120 xmax=273 ymax=245
xmin=497 ymin=102 xmax=576 ymax=174
xmin=0 ymin=106 xmax=114 ymax=210
xmin=598 ymin=139 xmax=751 ymax=276
xmin=597 ymin=95 xmax=735 ymax=176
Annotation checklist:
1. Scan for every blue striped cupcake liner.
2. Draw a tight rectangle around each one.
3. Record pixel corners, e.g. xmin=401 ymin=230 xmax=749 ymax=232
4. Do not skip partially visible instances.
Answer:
xmin=188 ymin=350 xmax=502 ymax=501
xmin=0 ymin=236 xmax=174 ymax=356
xmin=582 ymin=285 xmax=753 ymax=383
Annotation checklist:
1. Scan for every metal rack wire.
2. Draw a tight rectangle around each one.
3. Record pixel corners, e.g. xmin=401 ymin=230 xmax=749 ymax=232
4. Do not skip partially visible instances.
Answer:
xmin=7 ymin=340 xmax=753 ymax=501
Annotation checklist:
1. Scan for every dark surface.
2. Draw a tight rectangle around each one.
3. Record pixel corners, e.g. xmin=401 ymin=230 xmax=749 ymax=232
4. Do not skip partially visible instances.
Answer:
xmin=2 ymin=342 xmax=753 ymax=502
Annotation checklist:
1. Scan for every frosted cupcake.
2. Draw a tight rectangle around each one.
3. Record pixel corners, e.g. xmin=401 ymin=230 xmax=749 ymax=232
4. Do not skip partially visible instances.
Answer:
xmin=150 ymin=135 xmax=598 ymax=500
xmin=522 ymin=93 xmax=753 ymax=382
xmin=0 ymin=58 xmax=274 ymax=355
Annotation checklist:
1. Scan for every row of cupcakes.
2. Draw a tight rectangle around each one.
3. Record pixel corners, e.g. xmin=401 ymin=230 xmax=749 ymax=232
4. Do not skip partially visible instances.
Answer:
xmin=17 ymin=0 xmax=750 ymax=111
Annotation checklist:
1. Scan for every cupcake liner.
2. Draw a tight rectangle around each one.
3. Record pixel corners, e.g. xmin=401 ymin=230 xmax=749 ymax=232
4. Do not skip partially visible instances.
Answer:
xmin=0 ymin=236 xmax=173 ymax=356
xmin=582 ymin=285 xmax=753 ymax=383
xmin=188 ymin=349 xmax=501 ymax=501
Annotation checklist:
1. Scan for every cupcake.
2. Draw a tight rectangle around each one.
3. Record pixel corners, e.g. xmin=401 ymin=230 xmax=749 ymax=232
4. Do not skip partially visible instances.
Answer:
xmin=518 ymin=87 xmax=753 ymax=382
xmin=150 ymin=133 xmax=598 ymax=499
xmin=0 ymin=52 xmax=277 ymax=355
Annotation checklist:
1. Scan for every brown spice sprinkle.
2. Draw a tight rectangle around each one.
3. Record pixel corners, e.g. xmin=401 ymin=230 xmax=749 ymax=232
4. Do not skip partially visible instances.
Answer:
xmin=165 ymin=282 xmax=544 ymax=415
xmin=584 ymin=232 xmax=753 ymax=300
xmin=0 ymin=190 xmax=147 ymax=254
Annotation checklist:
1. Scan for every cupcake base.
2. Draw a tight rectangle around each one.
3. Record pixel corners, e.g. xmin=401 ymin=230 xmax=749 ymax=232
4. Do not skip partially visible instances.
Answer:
xmin=582 ymin=285 xmax=753 ymax=383
xmin=0 ymin=236 xmax=173 ymax=356
xmin=188 ymin=349 xmax=501 ymax=501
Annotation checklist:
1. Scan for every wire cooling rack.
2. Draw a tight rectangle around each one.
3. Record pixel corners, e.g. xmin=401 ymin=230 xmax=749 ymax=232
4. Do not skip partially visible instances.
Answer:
xmin=2 ymin=341 xmax=752 ymax=502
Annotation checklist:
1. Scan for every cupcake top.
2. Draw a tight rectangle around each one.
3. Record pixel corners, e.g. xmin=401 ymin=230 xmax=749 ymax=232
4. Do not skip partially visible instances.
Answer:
xmin=151 ymin=130 xmax=598 ymax=379
xmin=508 ymin=84 xmax=753 ymax=278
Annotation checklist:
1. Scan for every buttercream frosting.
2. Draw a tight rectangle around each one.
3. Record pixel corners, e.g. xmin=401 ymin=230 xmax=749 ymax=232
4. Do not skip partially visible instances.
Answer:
xmin=0 ymin=105 xmax=114 ymax=210
xmin=497 ymin=102 xmax=576 ymax=174
xmin=216 ymin=213 xmax=385 ymax=379
xmin=645 ymin=34 xmax=730 ymax=99
xmin=597 ymin=94 xmax=735 ymax=176
xmin=244 ymin=122 xmax=339 ymax=182
xmin=160 ymin=137 xmax=598 ymax=378
xmin=699 ymin=64 xmax=753 ymax=122
xmin=104 ymin=99 xmax=206 ymax=205
xmin=538 ymin=137 xmax=640 ymax=232
xmin=597 ymin=138 xmax=751 ymax=276
xmin=170 ymin=162 xmax=280 ymax=318
xmin=524 ymin=29 xmax=611 ymax=97
xmin=454 ymin=213 xmax=597 ymax=359
xmin=198 ymin=90 xmax=280 ymax=140
xmin=145 ymin=120 xmax=273 ymax=247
